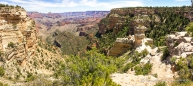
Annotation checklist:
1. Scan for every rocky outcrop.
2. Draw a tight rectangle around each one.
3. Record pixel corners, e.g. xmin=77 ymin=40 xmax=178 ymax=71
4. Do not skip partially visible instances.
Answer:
xmin=98 ymin=8 xmax=154 ymax=36
xmin=166 ymin=32 xmax=193 ymax=57
xmin=0 ymin=6 xmax=66 ymax=84
xmin=108 ymin=25 xmax=149 ymax=57
xmin=0 ymin=6 xmax=37 ymax=64
xmin=134 ymin=25 xmax=147 ymax=48
xmin=108 ymin=36 xmax=134 ymax=56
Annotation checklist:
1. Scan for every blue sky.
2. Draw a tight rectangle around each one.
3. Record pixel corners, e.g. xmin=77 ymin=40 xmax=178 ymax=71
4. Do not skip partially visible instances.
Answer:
xmin=0 ymin=0 xmax=191 ymax=13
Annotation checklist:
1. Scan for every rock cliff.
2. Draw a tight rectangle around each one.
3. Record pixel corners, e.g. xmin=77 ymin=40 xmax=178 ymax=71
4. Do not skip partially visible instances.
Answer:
xmin=0 ymin=6 xmax=37 ymax=64
xmin=0 ymin=5 xmax=63 ymax=85
xmin=98 ymin=7 xmax=191 ymax=36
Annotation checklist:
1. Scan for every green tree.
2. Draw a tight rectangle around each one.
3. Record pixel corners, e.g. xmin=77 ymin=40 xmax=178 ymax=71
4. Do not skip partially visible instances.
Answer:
xmin=185 ymin=22 xmax=193 ymax=37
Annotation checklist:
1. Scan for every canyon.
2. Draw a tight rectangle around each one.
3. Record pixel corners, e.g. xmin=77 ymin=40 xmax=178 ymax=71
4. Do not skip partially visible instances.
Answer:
xmin=1 ymin=3 xmax=193 ymax=86
xmin=28 ymin=11 xmax=109 ymax=39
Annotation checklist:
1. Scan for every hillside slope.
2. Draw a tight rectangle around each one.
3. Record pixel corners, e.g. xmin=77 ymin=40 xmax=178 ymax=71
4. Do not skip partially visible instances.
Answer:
xmin=0 ymin=4 xmax=64 ymax=85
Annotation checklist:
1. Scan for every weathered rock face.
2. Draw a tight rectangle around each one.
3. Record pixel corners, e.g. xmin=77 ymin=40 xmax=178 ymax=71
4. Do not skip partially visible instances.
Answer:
xmin=166 ymin=32 xmax=193 ymax=57
xmin=108 ymin=25 xmax=148 ymax=56
xmin=98 ymin=8 xmax=155 ymax=36
xmin=108 ymin=14 xmax=127 ymax=33
xmin=108 ymin=36 xmax=134 ymax=56
xmin=98 ymin=7 xmax=193 ymax=37
xmin=0 ymin=7 xmax=37 ymax=64
xmin=134 ymin=25 xmax=147 ymax=48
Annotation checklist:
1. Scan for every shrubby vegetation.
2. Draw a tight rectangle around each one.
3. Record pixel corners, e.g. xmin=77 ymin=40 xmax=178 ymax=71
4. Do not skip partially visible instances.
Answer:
xmin=161 ymin=47 xmax=169 ymax=61
xmin=8 ymin=42 xmax=14 ymax=48
xmin=146 ymin=7 xmax=189 ymax=46
xmin=0 ymin=82 xmax=8 ymax=86
xmin=46 ymin=30 xmax=89 ymax=55
xmin=97 ymin=26 xmax=130 ymax=51
xmin=170 ymin=55 xmax=193 ymax=85
xmin=0 ymin=67 xmax=4 ymax=76
xmin=155 ymin=81 xmax=166 ymax=86
xmin=121 ymin=49 xmax=149 ymax=73
xmin=53 ymin=48 xmax=151 ymax=85
xmin=97 ymin=7 xmax=190 ymax=50
xmin=26 ymin=72 xmax=36 ymax=82
xmin=54 ymin=48 xmax=122 ymax=86
xmin=185 ymin=22 xmax=193 ymax=37
xmin=134 ymin=63 xmax=152 ymax=75
xmin=0 ymin=4 xmax=22 ymax=8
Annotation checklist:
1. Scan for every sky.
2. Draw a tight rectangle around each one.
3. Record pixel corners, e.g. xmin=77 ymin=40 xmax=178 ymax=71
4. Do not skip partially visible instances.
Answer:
xmin=0 ymin=0 xmax=191 ymax=13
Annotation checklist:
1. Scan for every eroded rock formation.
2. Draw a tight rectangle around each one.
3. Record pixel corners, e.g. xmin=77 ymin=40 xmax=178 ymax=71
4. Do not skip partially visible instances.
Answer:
xmin=108 ymin=36 xmax=134 ymax=56
xmin=0 ymin=7 xmax=37 ymax=64
xmin=134 ymin=25 xmax=147 ymax=48
xmin=166 ymin=32 xmax=193 ymax=57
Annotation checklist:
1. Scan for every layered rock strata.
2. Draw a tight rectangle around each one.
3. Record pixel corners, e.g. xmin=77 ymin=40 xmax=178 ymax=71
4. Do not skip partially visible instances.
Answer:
xmin=0 ymin=7 xmax=37 ymax=64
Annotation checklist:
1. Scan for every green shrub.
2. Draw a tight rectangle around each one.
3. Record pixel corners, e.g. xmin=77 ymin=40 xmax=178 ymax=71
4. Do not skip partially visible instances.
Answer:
xmin=161 ymin=47 xmax=169 ymax=61
xmin=153 ymin=73 xmax=158 ymax=78
xmin=26 ymin=75 xmax=36 ymax=82
xmin=121 ymin=63 xmax=135 ymax=73
xmin=141 ymin=49 xmax=149 ymax=57
xmin=26 ymin=72 xmax=36 ymax=82
xmin=8 ymin=42 xmax=14 ymax=48
xmin=0 ymin=82 xmax=3 ymax=86
xmin=0 ymin=67 xmax=4 ymax=76
xmin=171 ymin=79 xmax=192 ymax=86
xmin=134 ymin=63 xmax=152 ymax=75
xmin=170 ymin=57 xmax=177 ymax=64
xmin=185 ymin=22 xmax=193 ymax=37
xmin=154 ymin=81 xmax=166 ymax=86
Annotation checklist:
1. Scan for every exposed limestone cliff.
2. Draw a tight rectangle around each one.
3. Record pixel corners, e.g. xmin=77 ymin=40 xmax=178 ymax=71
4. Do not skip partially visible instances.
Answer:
xmin=0 ymin=6 xmax=63 ymax=85
xmin=0 ymin=6 xmax=37 ymax=64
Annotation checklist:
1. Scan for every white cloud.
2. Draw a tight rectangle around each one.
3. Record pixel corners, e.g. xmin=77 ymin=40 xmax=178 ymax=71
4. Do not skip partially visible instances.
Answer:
xmin=0 ymin=1 xmax=9 ymax=4
xmin=2 ymin=0 xmax=144 ymax=12
xmin=175 ymin=0 xmax=188 ymax=1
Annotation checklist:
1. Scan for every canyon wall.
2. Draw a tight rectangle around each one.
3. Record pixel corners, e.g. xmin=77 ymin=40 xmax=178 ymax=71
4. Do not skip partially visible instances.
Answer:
xmin=98 ymin=7 xmax=192 ymax=56
xmin=0 ymin=6 xmax=37 ymax=64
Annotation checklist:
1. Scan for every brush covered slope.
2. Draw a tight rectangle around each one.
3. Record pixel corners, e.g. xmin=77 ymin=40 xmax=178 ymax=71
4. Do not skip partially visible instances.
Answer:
xmin=0 ymin=4 xmax=64 ymax=85
xmin=46 ymin=30 xmax=90 ymax=55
